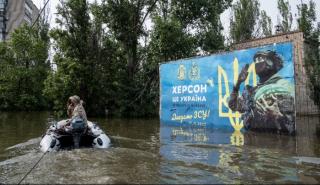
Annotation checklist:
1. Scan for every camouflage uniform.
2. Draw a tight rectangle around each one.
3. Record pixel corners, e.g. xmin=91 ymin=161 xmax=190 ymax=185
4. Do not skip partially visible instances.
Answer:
xmin=67 ymin=95 xmax=87 ymax=123
xmin=57 ymin=95 xmax=87 ymax=129
xmin=71 ymin=104 xmax=87 ymax=122
xmin=229 ymin=75 xmax=295 ymax=134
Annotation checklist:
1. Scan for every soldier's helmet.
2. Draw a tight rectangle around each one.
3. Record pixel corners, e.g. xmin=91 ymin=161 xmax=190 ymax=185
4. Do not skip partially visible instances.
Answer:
xmin=253 ymin=50 xmax=284 ymax=72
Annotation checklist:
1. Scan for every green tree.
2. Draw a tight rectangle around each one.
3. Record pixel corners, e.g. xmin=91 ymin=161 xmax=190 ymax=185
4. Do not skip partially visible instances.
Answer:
xmin=44 ymin=0 xmax=123 ymax=116
xmin=259 ymin=10 xmax=272 ymax=37
xmin=97 ymin=0 xmax=159 ymax=116
xmin=148 ymin=17 xmax=196 ymax=62
xmin=297 ymin=0 xmax=316 ymax=38
xmin=304 ymin=26 xmax=320 ymax=110
xmin=171 ymin=0 xmax=232 ymax=53
xmin=101 ymin=0 xmax=157 ymax=79
xmin=137 ymin=0 xmax=231 ymax=115
xmin=0 ymin=24 xmax=50 ymax=110
xmin=297 ymin=0 xmax=320 ymax=110
xmin=277 ymin=0 xmax=293 ymax=33
xmin=229 ymin=0 xmax=260 ymax=43
xmin=140 ymin=16 xmax=197 ymax=115
xmin=45 ymin=0 xmax=231 ymax=117
xmin=97 ymin=0 xmax=231 ymax=116
xmin=44 ymin=0 xmax=90 ymax=116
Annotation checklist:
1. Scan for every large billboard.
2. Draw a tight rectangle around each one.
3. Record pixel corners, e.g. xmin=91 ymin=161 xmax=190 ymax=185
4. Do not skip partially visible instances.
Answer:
xmin=160 ymin=42 xmax=295 ymax=134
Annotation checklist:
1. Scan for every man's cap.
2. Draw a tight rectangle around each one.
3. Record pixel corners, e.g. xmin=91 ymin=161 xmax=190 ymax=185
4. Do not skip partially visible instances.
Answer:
xmin=253 ymin=50 xmax=284 ymax=71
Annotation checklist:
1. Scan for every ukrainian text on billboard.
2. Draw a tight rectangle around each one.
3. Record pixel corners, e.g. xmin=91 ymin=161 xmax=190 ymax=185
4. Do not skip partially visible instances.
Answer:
xmin=160 ymin=42 xmax=295 ymax=134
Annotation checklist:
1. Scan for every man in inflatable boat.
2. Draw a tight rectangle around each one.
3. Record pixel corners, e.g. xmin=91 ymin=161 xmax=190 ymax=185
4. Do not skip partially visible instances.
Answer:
xmin=58 ymin=95 xmax=88 ymax=131
xmin=40 ymin=95 xmax=110 ymax=152
xmin=55 ymin=95 xmax=88 ymax=148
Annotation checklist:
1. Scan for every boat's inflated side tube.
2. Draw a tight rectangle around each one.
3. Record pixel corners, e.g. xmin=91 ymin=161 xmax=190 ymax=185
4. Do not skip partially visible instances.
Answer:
xmin=93 ymin=134 xmax=111 ymax=148
xmin=40 ymin=134 xmax=60 ymax=152
xmin=39 ymin=120 xmax=110 ymax=152
xmin=88 ymin=122 xmax=111 ymax=148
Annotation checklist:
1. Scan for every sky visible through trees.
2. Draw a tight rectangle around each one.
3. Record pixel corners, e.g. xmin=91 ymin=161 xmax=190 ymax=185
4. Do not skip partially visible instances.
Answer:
xmin=34 ymin=0 xmax=320 ymax=37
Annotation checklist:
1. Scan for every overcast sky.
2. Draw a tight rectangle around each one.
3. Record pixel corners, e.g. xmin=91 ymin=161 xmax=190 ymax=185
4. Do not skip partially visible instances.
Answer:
xmin=33 ymin=0 xmax=320 ymax=37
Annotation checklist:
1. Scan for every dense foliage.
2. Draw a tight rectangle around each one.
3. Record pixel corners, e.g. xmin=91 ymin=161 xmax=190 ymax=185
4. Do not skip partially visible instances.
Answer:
xmin=0 ymin=0 xmax=319 ymax=116
xmin=304 ymin=29 xmax=320 ymax=110
xmin=277 ymin=0 xmax=293 ymax=33
xmin=0 ymin=24 xmax=50 ymax=110
xmin=297 ymin=0 xmax=320 ymax=110
xmin=42 ymin=0 xmax=232 ymax=117
xmin=229 ymin=0 xmax=260 ymax=43
xmin=259 ymin=10 xmax=272 ymax=37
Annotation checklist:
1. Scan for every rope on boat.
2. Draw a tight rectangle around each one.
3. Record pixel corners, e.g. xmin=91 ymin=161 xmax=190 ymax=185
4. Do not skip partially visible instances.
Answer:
xmin=18 ymin=150 xmax=48 ymax=184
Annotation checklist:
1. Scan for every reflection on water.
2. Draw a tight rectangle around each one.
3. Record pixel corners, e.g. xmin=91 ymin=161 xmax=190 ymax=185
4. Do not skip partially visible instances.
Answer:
xmin=0 ymin=148 xmax=161 ymax=184
xmin=0 ymin=112 xmax=50 ymax=161
xmin=0 ymin=112 xmax=320 ymax=184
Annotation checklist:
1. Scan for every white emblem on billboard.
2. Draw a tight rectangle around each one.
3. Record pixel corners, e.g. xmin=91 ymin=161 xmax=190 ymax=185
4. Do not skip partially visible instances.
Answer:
xmin=189 ymin=62 xmax=200 ymax=80
xmin=177 ymin=64 xmax=186 ymax=80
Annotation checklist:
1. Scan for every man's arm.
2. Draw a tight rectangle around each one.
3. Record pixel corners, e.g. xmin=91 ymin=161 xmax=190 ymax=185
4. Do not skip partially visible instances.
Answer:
xmin=228 ymin=64 xmax=249 ymax=112
xmin=229 ymin=85 xmax=241 ymax=112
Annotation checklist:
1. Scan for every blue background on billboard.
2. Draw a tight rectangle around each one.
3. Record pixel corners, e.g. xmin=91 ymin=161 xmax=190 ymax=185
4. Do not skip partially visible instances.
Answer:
xmin=159 ymin=42 xmax=294 ymax=129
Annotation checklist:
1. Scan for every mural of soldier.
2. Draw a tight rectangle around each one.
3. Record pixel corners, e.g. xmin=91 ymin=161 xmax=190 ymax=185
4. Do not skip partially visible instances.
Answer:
xmin=228 ymin=50 xmax=295 ymax=134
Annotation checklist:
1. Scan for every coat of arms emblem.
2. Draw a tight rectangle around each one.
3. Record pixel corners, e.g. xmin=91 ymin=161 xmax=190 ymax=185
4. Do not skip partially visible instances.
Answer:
xmin=189 ymin=62 xmax=200 ymax=80
xmin=177 ymin=64 xmax=186 ymax=80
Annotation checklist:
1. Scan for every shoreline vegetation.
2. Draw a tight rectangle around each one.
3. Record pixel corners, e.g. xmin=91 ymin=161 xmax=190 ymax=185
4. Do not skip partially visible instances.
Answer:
xmin=0 ymin=0 xmax=319 ymax=117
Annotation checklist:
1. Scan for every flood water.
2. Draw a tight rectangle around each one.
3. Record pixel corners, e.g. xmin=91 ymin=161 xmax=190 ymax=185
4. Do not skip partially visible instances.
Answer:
xmin=0 ymin=112 xmax=320 ymax=184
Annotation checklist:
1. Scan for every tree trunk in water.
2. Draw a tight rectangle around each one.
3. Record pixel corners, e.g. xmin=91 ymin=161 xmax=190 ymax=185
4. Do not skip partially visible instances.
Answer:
xmin=126 ymin=39 xmax=138 ymax=79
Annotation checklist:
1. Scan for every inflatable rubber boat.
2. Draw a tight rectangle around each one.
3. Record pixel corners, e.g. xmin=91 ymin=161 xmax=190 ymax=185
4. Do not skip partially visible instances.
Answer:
xmin=40 ymin=118 xmax=110 ymax=152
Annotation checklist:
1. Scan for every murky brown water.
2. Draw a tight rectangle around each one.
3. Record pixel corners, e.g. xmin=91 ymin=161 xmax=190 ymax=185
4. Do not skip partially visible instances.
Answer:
xmin=0 ymin=112 xmax=320 ymax=184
